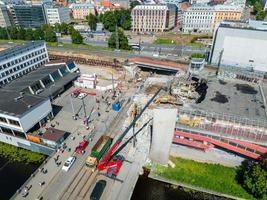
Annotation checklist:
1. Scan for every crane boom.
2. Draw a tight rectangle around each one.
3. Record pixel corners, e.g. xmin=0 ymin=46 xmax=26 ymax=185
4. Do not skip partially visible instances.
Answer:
xmin=97 ymin=87 xmax=162 ymax=172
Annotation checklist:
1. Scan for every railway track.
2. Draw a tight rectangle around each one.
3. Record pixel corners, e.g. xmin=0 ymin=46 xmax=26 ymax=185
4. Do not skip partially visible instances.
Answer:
xmin=49 ymin=54 xmax=123 ymax=69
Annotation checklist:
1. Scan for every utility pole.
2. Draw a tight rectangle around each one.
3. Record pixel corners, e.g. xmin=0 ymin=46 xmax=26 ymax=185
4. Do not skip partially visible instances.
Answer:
xmin=216 ymin=49 xmax=224 ymax=75
xmin=115 ymin=24 xmax=119 ymax=50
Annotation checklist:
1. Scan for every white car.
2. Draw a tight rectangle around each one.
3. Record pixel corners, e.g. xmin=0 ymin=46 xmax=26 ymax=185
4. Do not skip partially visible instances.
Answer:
xmin=62 ymin=156 xmax=76 ymax=172
xmin=78 ymin=93 xmax=87 ymax=99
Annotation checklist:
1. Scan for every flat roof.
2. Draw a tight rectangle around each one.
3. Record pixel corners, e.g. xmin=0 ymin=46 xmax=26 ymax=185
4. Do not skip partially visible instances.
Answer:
xmin=0 ymin=41 xmax=44 ymax=63
xmin=0 ymin=90 xmax=47 ymax=117
xmin=190 ymin=78 xmax=267 ymax=123
xmin=42 ymin=128 xmax=66 ymax=142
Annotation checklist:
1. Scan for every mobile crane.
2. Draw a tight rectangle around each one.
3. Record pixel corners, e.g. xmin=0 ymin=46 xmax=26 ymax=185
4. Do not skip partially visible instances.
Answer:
xmin=97 ymin=87 xmax=163 ymax=177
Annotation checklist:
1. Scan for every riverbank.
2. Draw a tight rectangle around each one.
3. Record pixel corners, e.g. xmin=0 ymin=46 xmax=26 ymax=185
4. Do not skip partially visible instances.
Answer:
xmin=149 ymin=156 xmax=254 ymax=200
xmin=0 ymin=142 xmax=46 ymax=164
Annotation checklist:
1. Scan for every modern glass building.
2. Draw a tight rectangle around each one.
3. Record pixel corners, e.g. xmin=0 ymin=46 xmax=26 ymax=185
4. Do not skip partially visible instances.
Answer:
xmin=10 ymin=4 xmax=47 ymax=28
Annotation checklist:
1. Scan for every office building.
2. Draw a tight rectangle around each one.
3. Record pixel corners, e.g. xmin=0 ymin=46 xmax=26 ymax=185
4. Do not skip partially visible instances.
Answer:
xmin=209 ymin=20 xmax=267 ymax=72
xmin=70 ymin=3 xmax=95 ymax=20
xmin=9 ymin=4 xmax=47 ymax=28
xmin=131 ymin=4 xmax=177 ymax=32
xmin=182 ymin=4 xmax=214 ymax=33
xmin=45 ymin=5 xmax=70 ymax=25
xmin=0 ymin=41 xmax=49 ymax=86
xmin=0 ymin=5 xmax=11 ymax=27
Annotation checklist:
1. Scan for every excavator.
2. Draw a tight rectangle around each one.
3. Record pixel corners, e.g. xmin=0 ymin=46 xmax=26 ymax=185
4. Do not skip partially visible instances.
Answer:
xmin=97 ymin=87 xmax=163 ymax=177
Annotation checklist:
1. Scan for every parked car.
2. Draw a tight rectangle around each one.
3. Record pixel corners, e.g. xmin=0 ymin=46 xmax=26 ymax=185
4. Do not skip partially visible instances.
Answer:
xmin=62 ymin=156 xmax=76 ymax=171
xmin=90 ymin=180 xmax=106 ymax=200
xmin=72 ymin=90 xmax=80 ymax=98
xmin=78 ymin=93 xmax=87 ymax=99
xmin=75 ymin=140 xmax=89 ymax=154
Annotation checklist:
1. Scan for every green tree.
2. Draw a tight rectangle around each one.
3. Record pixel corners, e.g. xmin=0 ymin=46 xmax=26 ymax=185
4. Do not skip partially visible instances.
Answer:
xmin=253 ymin=1 xmax=262 ymax=14
xmin=33 ymin=28 xmax=44 ymax=40
xmin=60 ymin=22 xmax=69 ymax=35
xmin=68 ymin=25 xmax=75 ymax=35
xmin=25 ymin=28 xmax=34 ymax=40
xmin=17 ymin=28 xmax=26 ymax=40
xmin=44 ymin=27 xmax=57 ymax=42
xmin=86 ymin=14 xmax=98 ymax=31
xmin=102 ymin=11 xmax=117 ymax=32
xmin=243 ymin=164 xmax=267 ymax=199
xmin=130 ymin=0 xmax=140 ymax=9
xmin=108 ymin=28 xmax=129 ymax=50
xmin=256 ymin=10 xmax=267 ymax=20
xmin=8 ymin=26 xmax=18 ymax=40
xmin=71 ymin=29 xmax=83 ymax=44
xmin=0 ymin=27 xmax=8 ymax=39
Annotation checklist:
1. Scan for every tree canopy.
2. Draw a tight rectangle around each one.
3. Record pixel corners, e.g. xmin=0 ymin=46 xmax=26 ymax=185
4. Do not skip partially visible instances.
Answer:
xmin=71 ymin=29 xmax=83 ymax=44
xmin=108 ymin=28 xmax=129 ymax=50
xmin=86 ymin=14 xmax=98 ymax=31
xmin=130 ymin=0 xmax=140 ymax=9
xmin=237 ymin=160 xmax=267 ymax=199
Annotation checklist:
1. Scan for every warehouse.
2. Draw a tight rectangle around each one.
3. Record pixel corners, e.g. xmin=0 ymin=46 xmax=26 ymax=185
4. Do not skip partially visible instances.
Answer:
xmin=209 ymin=20 xmax=267 ymax=72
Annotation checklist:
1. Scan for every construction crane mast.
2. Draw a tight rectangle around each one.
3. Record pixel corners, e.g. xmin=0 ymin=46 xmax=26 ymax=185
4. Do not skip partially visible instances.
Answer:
xmin=97 ymin=87 xmax=163 ymax=177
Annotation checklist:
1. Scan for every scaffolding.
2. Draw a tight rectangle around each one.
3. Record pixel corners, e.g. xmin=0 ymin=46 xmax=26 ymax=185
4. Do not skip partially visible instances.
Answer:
xmin=177 ymin=107 xmax=267 ymax=142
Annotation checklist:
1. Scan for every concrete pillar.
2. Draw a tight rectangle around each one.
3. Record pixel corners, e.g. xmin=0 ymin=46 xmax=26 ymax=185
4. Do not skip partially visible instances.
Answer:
xmin=149 ymin=108 xmax=177 ymax=165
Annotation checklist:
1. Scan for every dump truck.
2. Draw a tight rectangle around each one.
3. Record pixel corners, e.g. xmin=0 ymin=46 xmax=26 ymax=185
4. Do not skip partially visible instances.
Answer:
xmin=86 ymin=135 xmax=112 ymax=171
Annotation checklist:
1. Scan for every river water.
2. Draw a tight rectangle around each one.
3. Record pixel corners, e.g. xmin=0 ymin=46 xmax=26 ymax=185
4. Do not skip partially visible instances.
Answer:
xmin=0 ymin=157 xmax=39 ymax=200
xmin=131 ymin=175 xmax=230 ymax=200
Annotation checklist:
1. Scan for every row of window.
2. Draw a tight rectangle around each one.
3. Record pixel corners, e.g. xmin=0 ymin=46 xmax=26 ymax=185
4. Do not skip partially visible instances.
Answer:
xmin=185 ymin=16 xmax=212 ymax=19
xmin=1 ymin=54 xmax=47 ymax=78
xmin=0 ymin=117 xmax=21 ymax=127
xmin=0 ymin=60 xmax=46 ymax=85
xmin=0 ymin=48 xmax=46 ymax=71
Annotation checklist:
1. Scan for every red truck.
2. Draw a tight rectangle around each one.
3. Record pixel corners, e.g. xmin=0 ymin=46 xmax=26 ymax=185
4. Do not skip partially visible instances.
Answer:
xmin=75 ymin=140 xmax=89 ymax=154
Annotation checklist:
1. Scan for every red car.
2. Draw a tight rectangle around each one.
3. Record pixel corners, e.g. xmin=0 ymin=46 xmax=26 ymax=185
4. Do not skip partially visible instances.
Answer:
xmin=75 ymin=140 xmax=89 ymax=154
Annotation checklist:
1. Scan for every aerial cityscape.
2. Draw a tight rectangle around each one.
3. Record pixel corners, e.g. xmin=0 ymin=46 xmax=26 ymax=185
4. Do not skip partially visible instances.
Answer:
xmin=0 ymin=0 xmax=266 ymax=199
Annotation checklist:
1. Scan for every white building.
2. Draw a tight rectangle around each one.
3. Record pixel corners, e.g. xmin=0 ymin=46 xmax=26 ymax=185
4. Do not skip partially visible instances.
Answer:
xmin=0 ymin=41 xmax=49 ymax=86
xmin=131 ymin=4 xmax=177 ymax=32
xmin=45 ymin=6 xmax=71 ymax=25
xmin=0 ymin=5 xmax=11 ymax=27
xmin=209 ymin=20 xmax=267 ymax=72
xmin=182 ymin=4 xmax=214 ymax=33
xmin=0 ymin=90 xmax=53 ymax=138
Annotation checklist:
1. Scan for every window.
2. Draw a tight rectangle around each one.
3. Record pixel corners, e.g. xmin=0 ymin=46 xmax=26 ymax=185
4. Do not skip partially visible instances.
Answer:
xmin=0 ymin=117 xmax=7 ymax=123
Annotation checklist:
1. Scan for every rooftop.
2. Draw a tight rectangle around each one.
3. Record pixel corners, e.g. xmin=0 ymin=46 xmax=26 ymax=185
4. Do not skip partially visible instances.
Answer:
xmin=42 ymin=127 xmax=66 ymax=142
xmin=190 ymin=78 xmax=267 ymax=124
xmin=0 ymin=90 xmax=48 ymax=117
xmin=220 ymin=20 xmax=267 ymax=31
xmin=0 ymin=41 xmax=45 ymax=63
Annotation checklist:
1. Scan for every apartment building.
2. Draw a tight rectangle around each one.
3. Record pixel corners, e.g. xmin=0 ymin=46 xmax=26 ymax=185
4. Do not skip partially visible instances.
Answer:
xmin=182 ymin=4 xmax=214 ymax=33
xmin=9 ymin=4 xmax=47 ymax=28
xmin=70 ymin=3 xmax=95 ymax=20
xmin=0 ymin=5 xmax=11 ymax=27
xmin=0 ymin=41 xmax=49 ymax=86
xmin=131 ymin=4 xmax=177 ymax=32
xmin=211 ymin=4 xmax=242 ymax=31
xmin=45 ymin=5 xmax=70 ymax=25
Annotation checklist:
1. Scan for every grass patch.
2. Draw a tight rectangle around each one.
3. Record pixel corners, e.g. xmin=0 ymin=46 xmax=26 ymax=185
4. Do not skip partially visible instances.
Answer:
xmin=154 ymin=38 xmax=176 ymax=45
xmin=0 ymin=142 xmax=46 ymax=164
xmin=152 ymin=156 xmax=254 ymax=199
xmin=0 ymin=39 xmax=26 ymax=45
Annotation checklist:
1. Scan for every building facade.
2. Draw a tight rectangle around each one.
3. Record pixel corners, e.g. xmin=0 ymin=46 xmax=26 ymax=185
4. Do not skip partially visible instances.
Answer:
xmin=211 ymin=5 xmax=242 ymax=31
xmin=71 ymin=3 xmax=95 ymax=20
xmin=131 ymin=4 xmax=177 ymax=32
xmin=209 ymin=20 xmax=267 ymax=72
xmin=45 ymin=6 xmax=70 ymax=25
xmin=9 ymin=4 xmax=47 ymax=28
xmin=0 ymin=41 xmax=49 ymax=86
xmin=0 ymin=5 xmax=11 ymax=27
xmin=182 ymin=4 xmax=214 ymax=33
